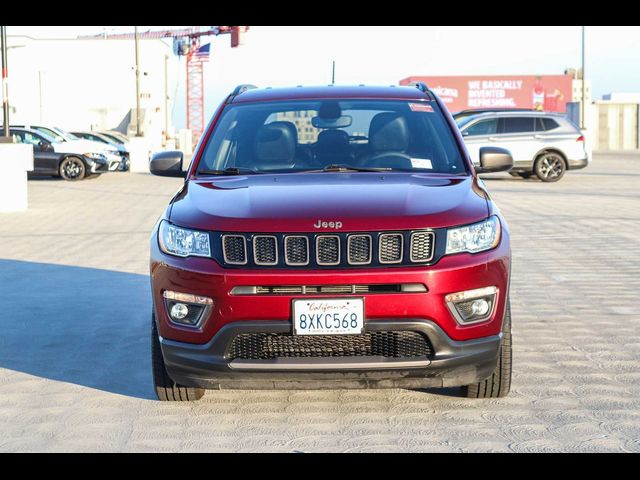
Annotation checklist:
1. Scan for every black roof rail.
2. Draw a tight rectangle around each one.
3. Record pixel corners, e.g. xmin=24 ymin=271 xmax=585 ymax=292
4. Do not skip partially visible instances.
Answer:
xmin=230 ymin=84 xmax=258 ymax=96
xmin=406 ymin=81 xmax=430 ymax=93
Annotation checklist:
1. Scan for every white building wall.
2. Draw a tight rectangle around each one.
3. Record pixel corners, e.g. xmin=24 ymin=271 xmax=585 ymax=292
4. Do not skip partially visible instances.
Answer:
xmin=5 ymin=37 xmax=179 ymax=140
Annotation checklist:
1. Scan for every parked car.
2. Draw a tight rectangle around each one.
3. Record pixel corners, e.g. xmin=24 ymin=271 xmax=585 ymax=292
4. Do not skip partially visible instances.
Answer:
xmin=452 ymin=108 xmax=534 ymax=123
xmin=12 ymin=124 xmax=125 ymax=172
xmin=96 ymin=130 xmax=130 ymax=144
xmin=456 ymin=111 xmax=589 ymax=182
xmin=8 ymin=127 xmax=109 ymax=180
xmin=71 ymin=131 xmax=130 ymax=171
xmin=147 ymin=83 xmax=514 ymax=401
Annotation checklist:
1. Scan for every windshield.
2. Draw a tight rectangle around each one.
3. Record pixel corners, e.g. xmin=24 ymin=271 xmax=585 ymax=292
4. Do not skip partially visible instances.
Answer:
xmin=197 ymin=99 xmax=467 ymax=175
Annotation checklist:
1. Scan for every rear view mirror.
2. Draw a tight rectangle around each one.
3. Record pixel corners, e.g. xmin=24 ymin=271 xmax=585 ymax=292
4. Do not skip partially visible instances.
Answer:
xmin=311 ymin=116 xmax=352 ymax=129
xmin=476 ymin=147 xmax=513 ymax=174
xmin=150 ymin=150 xmax=185 ymax=178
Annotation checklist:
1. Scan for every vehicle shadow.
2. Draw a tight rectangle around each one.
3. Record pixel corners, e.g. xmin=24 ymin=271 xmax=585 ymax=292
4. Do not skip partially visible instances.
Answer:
xmin=0 ymin=259 xmax=155 ymax=400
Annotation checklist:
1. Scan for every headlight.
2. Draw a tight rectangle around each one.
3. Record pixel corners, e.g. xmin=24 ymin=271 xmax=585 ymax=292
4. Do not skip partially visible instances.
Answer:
xmin=445 ymin=216 xmax=501 ymax=255
xmin=158 ymin=220 xmax=211 ymax=258
xmin=84 ymin=152 xmax=106 ymax=161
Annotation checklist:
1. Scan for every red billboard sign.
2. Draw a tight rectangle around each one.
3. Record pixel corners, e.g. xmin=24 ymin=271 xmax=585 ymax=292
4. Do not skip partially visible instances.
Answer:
xmin=400 ymin=75 xmax=573 ymax=113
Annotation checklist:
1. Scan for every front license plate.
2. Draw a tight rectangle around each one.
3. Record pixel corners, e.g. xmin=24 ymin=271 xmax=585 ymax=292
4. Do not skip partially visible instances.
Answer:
xmin=293 ymin=298 xmax=364 ymax=335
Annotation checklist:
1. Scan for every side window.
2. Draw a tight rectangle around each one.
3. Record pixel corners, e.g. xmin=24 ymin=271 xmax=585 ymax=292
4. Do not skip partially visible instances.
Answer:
xmin=464 ymin=119 xmax=498 ymax=136
xmin=500 ymin=117 xmax=535 ymax=134
xmin=22 ymin=132 xmax=42 ymax=146
xmin=12 ymin=132 xmax=25 ymax=144
xmin=542 ymin=118 xmax=560 ymax=131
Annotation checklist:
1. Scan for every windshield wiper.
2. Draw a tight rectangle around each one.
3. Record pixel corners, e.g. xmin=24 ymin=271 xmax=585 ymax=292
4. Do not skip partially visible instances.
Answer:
xmin=306 ymin=164 xmax=392 ymax=173
xmin=197 ymin=167 xmax=259 ymax=176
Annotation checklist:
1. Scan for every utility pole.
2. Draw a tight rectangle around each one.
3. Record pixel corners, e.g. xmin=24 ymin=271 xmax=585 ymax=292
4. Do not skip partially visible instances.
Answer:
xmin=164 ymin=54 xmax=169 ymax=144
xmin=581 ymin=26 xmax=586 ymax=130
xmin=134 ymin=26 xmax=142 ymax=137
xmin=331 ymin=60 xmax=335 ymax=85
xmin=1 ymin=26 xmax=10 ymax=140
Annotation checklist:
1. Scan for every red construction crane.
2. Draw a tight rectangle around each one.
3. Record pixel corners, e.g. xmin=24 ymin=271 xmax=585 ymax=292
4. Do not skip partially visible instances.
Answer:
xmin=79 ymin=26 xmax=248 ymax=144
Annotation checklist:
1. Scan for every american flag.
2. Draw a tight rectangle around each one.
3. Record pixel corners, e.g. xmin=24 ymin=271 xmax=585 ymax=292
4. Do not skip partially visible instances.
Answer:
xmin=193 ymin=43 xmax=211 ymax=62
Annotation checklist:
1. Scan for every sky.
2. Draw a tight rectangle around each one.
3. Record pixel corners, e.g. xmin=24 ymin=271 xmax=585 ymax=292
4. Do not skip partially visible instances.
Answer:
xmin=6 ymin=26 xmax=640 ymax=129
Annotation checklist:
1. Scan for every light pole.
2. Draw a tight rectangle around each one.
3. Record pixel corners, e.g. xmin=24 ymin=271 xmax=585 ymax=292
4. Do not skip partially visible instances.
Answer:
xmin=1 ymin=26 xmax=10 ymax=140
xmin=581 ymin=26 xmax=586 ymax=130
xmin=134 ymin=26 xmax=142 ymax=137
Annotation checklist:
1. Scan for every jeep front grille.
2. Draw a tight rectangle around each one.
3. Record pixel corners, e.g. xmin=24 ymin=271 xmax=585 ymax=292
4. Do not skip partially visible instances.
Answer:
xmin=253 ymin=235 xmax=277 ymax=265
xmin=284 ymin=236 xmax=309 ymax=265
xmin=348 ymin=235 xmax=372 ymax=265
xmin=216 ymin=230 xmax=436 ymax=268
xmin=379 ymin=233 xmax=403 ymax=263
xmin=316 ymin=235 xmax=340 ymax=265
xmin=228 ymin=331 xmax=434 ymax=360
xmin=410 ymin=232 xmax=435 ymax=262
xmin=222 ymin=235 xmax=247 ymax=265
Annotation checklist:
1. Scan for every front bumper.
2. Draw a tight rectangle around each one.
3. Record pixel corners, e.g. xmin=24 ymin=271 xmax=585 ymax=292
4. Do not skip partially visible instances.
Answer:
xmin=150 ymin=220 xmax=510 ymax=388
xmin=87 ymin=159 xmax=109 ymax=174
xmin=159 ymin=319 xmax=502 ymax=389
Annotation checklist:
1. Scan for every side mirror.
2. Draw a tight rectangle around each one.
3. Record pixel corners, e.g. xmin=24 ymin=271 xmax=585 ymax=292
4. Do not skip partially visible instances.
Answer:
xmin=476 ymin=147 xmax=513 ymax=174
xmin=461 ymin=130 xmax=469 ymax=136
xmin=149 ymin=150 xmax=185 ymax=178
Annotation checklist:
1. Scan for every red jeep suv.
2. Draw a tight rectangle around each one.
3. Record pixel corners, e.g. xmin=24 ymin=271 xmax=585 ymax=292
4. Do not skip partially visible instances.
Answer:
xmin=149 ymin=83 xmax=514 ymax=401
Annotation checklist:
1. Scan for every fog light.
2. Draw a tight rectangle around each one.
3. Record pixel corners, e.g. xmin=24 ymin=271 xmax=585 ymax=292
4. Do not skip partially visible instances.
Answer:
xmin=170 ymin=303 xmax=189 ymax=320
xmin=162 ymin=290 xmax=213 ymax=328
xmin=471 ymin=299 xmax=490 ymax=316
xmin=445 ymin=286 xmax=497 ymax=325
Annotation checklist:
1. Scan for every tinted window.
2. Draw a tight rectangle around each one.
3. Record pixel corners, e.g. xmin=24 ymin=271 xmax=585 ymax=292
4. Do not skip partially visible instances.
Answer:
xmin=198 ymin=100 xmax=467 ymax=175
xmin=464 ymin=119 xmax=498 ymax=136
xmin=500 ymin=117 xmax=535 ymax=134
xmin=542 ymin=118 xmax=560 ymax=131
xmin=11 ymin=131 xmax=44 ymax=146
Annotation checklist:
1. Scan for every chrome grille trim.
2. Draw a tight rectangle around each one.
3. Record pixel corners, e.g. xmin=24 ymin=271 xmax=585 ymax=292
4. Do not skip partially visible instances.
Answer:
xmin=378 ymin=233 xmax=404 ymax=264
xmin=410 ymin=231 xmax=435 ymax=262
xmin=230 ymin=283 xmax=428 ymax=295
xmin=284 ymin=235 xmax=309 ymax=266
xmin=316 ymin=235 xmax=340 ymax=266
xmin=253 ymin=235 xmax=278 ymax=266
xmin=222 ymin=235 xmax=247 ymax=265
xmin=347 ymin=234 xmax=372 ymax=265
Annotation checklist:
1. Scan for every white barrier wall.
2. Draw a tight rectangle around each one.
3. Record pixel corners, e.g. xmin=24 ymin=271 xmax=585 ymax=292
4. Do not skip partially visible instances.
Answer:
xmin=0 ymin=144 xmax=34 ymax=212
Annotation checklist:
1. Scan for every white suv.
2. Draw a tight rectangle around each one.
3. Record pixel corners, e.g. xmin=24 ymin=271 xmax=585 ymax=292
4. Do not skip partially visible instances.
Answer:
xmin=456 ymin=111 xmax=589 ymax=182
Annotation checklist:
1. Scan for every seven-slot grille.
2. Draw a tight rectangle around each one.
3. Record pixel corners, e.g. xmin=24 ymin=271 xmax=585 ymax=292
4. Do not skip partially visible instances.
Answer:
xmin=284 ymin=236 xmax=309 ymax=265
xmin=253 ymin=235 xmax=278 ymax=265
xmin=348 ymin=235 xmax=372 ymax=264
xmin=220 ymin=231 xmax=435 ymax=268
xmin=379 ymin=233 xmax=403 ymax=263
xmin=410 ymin=232 xmax=435 ymax=262
xmin=316 ymin=235 xmax=340 ymax=265
xmin=222 ymin=235 xmax=247 ymax=265
xmin=228 ymin=331 xmax=434 ymax=361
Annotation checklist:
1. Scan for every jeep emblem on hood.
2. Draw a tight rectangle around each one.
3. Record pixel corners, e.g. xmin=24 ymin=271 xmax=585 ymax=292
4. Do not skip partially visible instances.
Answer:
xmin=314 ymin=219 xmax=343 ymax=229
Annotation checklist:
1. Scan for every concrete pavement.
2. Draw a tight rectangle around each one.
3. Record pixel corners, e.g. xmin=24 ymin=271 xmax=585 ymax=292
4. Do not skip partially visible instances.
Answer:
xmin=0 ymin=154 xmax=639 ymax=452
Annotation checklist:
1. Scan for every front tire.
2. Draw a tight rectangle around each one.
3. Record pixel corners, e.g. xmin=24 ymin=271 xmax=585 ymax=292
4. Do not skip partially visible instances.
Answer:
xmin=462 ymin=300 xmax=512 ymax=398
xmin=59 ymin=156 xmax=86 ymax=181
xmin=534 ymin=153 xmax=566 ymax=182
xmin=151 ymin=315 xmax=205 ymax=401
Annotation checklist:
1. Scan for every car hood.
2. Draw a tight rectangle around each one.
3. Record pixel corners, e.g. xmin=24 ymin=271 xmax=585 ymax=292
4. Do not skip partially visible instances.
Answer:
xmin=169 ymin=172 xmax=489 ymax=232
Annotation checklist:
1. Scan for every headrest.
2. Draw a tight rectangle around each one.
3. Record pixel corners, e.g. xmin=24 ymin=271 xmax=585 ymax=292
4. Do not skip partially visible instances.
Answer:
xmin=316 ymin=129 xmax=350 ymax=153
xmin=369 ymin=112 xmax=409 ymax=152
xmin=255 ymin=121 xmax=297 ymax=164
